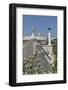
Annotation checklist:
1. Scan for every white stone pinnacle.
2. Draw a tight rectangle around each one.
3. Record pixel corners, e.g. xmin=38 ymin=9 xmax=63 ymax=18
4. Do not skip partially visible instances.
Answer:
xmin=48 ymin=30 xmax=51 ymax=45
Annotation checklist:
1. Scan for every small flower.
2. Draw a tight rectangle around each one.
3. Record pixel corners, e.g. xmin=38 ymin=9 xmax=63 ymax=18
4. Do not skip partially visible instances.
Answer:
xmin=24 ymin=58 xmax=27 ymax=60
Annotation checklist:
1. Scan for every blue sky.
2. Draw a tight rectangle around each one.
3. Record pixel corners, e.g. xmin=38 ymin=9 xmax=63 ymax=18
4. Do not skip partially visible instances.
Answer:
xmin=23 ymin=15 xmax=57 ymax=38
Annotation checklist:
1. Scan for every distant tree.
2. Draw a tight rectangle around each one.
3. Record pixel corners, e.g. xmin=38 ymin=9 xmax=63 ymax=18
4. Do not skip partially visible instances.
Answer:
xmin=52 ymin=40 xmax=57 ymax=73
xmin=52 ymin=55 xmax=57 ymax=73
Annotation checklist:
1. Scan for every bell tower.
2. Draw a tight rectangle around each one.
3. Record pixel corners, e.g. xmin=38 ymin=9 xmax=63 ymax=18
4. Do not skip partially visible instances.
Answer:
xmin=31 ymin=27 xmax=36 ymax=39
